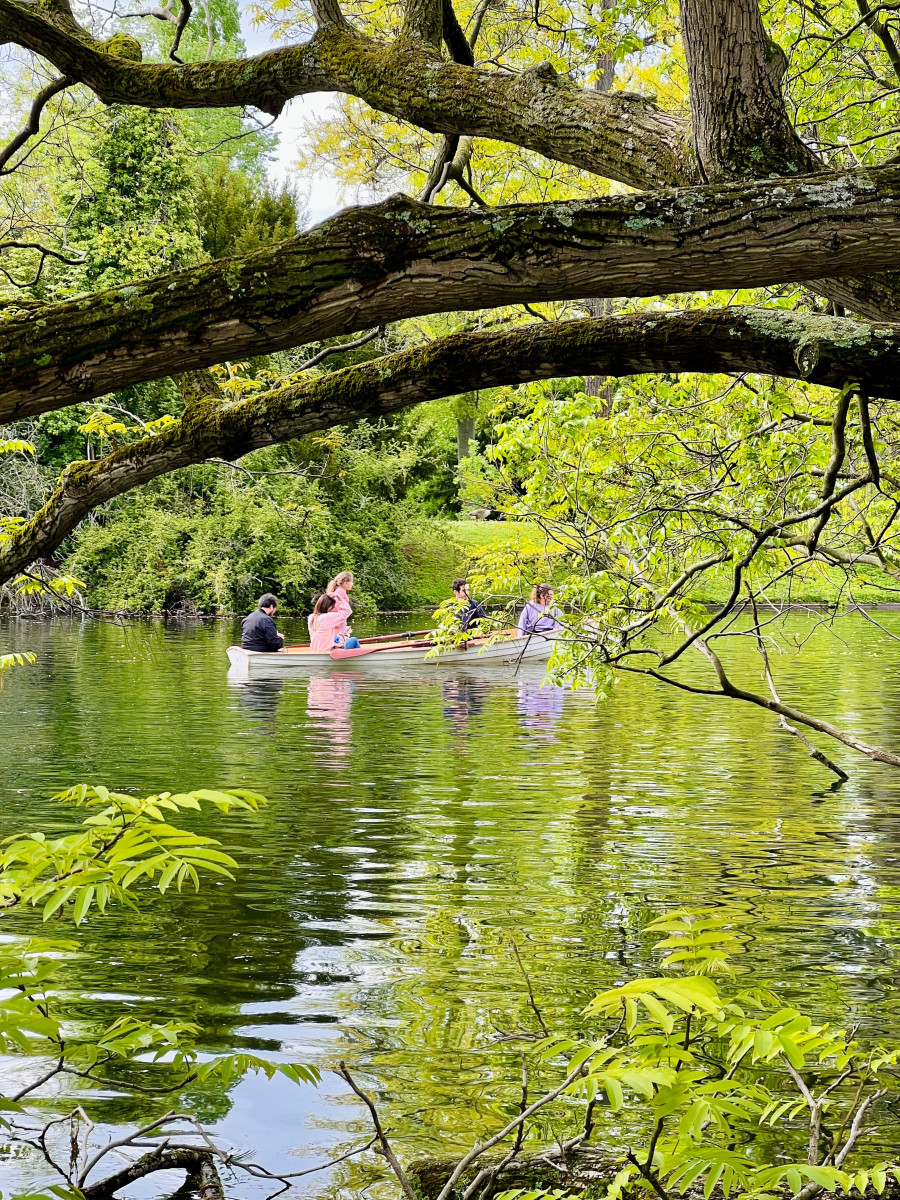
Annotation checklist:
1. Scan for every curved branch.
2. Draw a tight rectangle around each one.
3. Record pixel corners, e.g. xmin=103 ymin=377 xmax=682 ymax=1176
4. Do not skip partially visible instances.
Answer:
xmin=0 ymin=5 xmax=694 ymax=186
xmin=168 ymin=0 xmax=192 ymax=62
xmin=442 ymin=0 xmax=474 ymax=64
xmin=856 ymin=0 xmax=900 ymax=83
xmin=691 ymin=635 xmax=900 ymax=767
xmin=0 ymin=241 xmax=86 ymax=289
xmin=0 ymin=74 xmax=71 ymax=175
xmin=82 ymin=1146 xmax=222 ymax=1200
xmin=5 ymin=304 xmax=900 ymax=584
xmin=746 ymin=590 xmax=849 ymax=781
xmin=8 ymin=166 xmax=900 ymax=420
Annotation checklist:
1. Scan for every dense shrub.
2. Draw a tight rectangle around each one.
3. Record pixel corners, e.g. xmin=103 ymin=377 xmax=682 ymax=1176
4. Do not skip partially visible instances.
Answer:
xmin=67 ymin=464 xmax=437 ymax=614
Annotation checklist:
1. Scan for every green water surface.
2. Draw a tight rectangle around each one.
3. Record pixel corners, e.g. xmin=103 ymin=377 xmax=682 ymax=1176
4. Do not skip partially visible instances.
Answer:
xmin=1 ymin=613 xmax=900 ymax=1195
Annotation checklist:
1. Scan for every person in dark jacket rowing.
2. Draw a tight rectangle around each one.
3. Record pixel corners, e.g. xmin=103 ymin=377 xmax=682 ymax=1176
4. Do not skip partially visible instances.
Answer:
xmin=452 ymin=578 xmax=486 ymax=633
xmin=241 ymin=594 xmax=284 ymax=652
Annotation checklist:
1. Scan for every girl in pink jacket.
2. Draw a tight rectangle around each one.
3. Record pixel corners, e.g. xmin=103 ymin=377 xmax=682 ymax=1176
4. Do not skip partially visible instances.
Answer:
xmin=309 ymin=593 xmax=361 ymax=652
xmin=327 ymin=571 xmax=354 ymax=635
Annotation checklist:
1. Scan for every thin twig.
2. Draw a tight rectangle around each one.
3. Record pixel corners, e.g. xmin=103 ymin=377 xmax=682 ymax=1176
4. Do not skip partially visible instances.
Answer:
xmin=0 ymin=76 xmax=72 ymax=175
xmin=77 ymin=1112 xmax=182 ymax=1187
xmin=336 ymin=1063 xmax=418 ymax=1200
xmin=748 ymin=588 xmax=848 ymax=782
xmin=434 ymin=1052 xmax=598 ymax=1200
xmin=510 ymin=940 xmax=549 ymax=1036
xmin=298 ymin=327 xmax=383 ymax=371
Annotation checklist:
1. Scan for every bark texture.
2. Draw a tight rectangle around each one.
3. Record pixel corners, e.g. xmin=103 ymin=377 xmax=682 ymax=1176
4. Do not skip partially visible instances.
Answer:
xmin=7 ymin=168 xmax=900 ymax=420
xmin=0 ymin=6 xmax=695 ymax=189
xmin=82 ymin=1147 xmax=224 ymax=1200
xmin=3 ymin=304 xmax=900 ymax=586
xmin=5 ymin=0 xmax=900 ymax=356
xmin=680 ymin=0 xmax=818 ymax=179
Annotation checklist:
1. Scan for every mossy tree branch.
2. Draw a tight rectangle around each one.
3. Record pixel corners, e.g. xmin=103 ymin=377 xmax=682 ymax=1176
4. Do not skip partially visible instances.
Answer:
xmin=0 ymin=3 xmax=695 ymax=189
xmin=5 ymin=304 xmax=900 ymax=586
xmin=6 ymin=0 xmax=900 ymax=339
xmin=8 ymin=168 xmax=900 ymax=423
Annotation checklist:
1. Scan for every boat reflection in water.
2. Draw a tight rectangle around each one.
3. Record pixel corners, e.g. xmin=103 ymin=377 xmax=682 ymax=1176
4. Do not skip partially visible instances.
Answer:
xmin=517 ymin=683 xmax=565 ymax=741
xmin=225 ymin=676 xmax=284 ymax=731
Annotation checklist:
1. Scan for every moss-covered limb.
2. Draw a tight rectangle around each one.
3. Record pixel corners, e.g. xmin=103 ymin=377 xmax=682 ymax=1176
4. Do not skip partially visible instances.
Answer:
xmin=0 ymin=8 xmax=695 ymax=189
xmin=173 ymin=369 xmax=224 ymax=410
xmin=81 ymin=1146 xmax=222 ymax=1200
xmin=10 ymin=168 xmax=900 ymax=422
xmin=5 ymin=304 xmax=900 ymax=586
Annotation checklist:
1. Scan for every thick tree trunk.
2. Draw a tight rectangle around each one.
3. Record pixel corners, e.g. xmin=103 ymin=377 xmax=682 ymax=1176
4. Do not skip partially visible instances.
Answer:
xmin=457 ymin=416 xmax=475 ymax=462
xmin=583 ymin=298 xmax=616 ymax=410
xmin=680 ymin=0 xmax=818 ymax=179
xmin=8 ymin=167 xmax=900 ymax=421
xmin=4 ymin=304 xmax=900 ymax=586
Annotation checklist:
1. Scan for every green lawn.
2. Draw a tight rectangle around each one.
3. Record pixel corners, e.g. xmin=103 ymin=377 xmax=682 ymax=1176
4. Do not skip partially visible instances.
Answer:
xmin=689 ymin=565 xmax=900 ymax=606
xmin=400 ymin=520 xmax=900 ymax=609
xmin=402 ymin=519 xmax=546 ymax=606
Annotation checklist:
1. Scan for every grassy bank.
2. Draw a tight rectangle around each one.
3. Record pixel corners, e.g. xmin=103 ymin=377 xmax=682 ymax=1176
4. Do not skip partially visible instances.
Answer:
xmin=402 ymin=521 xmax=899 ymax=609
xmin=401 ymin=519 xmax=548 ymax=606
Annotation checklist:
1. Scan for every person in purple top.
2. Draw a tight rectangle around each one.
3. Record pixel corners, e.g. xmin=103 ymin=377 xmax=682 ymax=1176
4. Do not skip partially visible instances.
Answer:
xmin=517 ymin=585 xmax=562 ymax=636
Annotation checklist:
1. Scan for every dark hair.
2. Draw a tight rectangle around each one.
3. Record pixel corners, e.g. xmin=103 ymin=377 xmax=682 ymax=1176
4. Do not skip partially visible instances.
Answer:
xmin=531 ymin=584 xmax=553 ymax=605
xmin=313 ymin=593 xmax=336 ymax=615
xmin=451 ymin=578 xmax=468 ymax=593
xmin=259 ymin=593 xmax=279 ymax=610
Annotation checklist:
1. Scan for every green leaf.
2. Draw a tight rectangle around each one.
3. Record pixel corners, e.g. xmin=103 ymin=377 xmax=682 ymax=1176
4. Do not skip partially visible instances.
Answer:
xmin=72 ymin=885 xmax=95 ymax=925
xmin=603 ymin=1076 xmax=624 ymax=1110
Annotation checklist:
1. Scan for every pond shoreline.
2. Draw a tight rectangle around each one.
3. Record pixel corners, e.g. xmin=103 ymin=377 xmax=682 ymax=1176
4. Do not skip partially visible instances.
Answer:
xmin=4 ymin=600 xmax=900 ymax=621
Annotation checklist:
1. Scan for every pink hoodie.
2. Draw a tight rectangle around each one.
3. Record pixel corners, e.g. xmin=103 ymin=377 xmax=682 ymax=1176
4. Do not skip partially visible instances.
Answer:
xmin=310 ymin=610 xmax=348 ymax=652
xmin=331 ymin=585 xmax=352 ymax=635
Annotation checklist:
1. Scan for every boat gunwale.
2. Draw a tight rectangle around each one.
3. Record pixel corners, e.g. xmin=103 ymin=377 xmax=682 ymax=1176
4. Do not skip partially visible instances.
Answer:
xmin=226 ymin=630 xmax=555 ymax=670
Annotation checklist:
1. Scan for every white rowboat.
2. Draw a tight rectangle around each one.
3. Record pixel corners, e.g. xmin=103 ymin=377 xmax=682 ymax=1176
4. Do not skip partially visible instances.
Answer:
xmin=226 ymin=628 xmax=556 ymax=677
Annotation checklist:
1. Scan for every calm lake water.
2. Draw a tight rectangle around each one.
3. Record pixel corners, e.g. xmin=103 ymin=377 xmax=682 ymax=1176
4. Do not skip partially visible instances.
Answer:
xmin=2 ymin=612 xmax=900 ymax=1196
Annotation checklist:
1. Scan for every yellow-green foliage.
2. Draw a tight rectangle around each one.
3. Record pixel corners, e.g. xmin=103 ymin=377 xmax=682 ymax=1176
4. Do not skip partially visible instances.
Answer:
xmin=0 ymin=782 xmax=320 ymax=1200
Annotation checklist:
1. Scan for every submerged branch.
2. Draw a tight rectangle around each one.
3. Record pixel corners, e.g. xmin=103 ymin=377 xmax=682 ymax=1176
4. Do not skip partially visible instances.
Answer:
xmin=747 ymin=590 xmax=849 ymax=781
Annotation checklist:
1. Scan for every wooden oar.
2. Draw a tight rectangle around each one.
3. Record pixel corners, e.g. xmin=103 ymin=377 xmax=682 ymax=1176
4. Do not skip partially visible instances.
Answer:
xmin=329 ymin=638 xmax=436 ymax=660
xmin=357 ymin=628 xmax=432 ymax=645
xmin=285 ymin=627 xmax=432 ymax=652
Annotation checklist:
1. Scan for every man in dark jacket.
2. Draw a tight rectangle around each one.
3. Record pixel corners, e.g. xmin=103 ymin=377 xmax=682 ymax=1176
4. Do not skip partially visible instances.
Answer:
xmin=452 ymin=578 xmax=486 ymax=633
xmin=241 ymin=594 xmax=284 ymax=652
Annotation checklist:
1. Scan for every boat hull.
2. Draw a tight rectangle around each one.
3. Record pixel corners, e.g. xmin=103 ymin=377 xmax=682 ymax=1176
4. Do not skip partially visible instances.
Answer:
xmin=226 ymin=632 xmax=556 ymax=677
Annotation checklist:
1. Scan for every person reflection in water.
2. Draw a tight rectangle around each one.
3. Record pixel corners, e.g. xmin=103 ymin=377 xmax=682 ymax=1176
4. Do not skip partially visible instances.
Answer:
xmin=231 ymin=678 xmax=285 ymax=726
xmin=517 ymin=684 xmax=564 ymax=741
xmin=442 ymin=678 xmax=485 ymax=736
xmin=307 ymin=674 xmax=355 ymax=759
